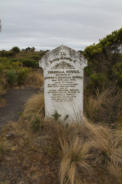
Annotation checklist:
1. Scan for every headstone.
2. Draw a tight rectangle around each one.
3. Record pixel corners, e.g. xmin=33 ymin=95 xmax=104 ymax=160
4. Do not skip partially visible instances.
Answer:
xmin=39 ymin=45 xmax=87 ymax=122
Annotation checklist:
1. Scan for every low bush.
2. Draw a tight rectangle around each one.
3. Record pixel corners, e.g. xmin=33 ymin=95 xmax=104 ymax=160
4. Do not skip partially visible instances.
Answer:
xmin=6 ymin=69 xmax=17 ymax=86
xmin=0 ymin=47 xmax=45 ymax=92
xmin=16 ymin=68 xmax=29 ymax=85
xmin=83 ymin=28 xmax=122 ymax=96
xmin=11 ymin=47 xmax=20 ymax=54
xmin=5 ymin=68 xmax=29 ymax=87
xmin=21 ymin=58 xmax=39 ymax=68
xmin=32 ymin=55 xmax=41 ymax=60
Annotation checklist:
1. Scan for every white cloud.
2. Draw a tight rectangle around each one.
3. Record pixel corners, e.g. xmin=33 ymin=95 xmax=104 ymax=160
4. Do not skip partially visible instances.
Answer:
xmin=0 ymin=0 xmax=121 ymax=50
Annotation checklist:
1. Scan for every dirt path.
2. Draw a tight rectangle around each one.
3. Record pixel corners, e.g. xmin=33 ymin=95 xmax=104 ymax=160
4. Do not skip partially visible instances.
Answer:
xmin=0 ymin=87 xmax=40 ymax=128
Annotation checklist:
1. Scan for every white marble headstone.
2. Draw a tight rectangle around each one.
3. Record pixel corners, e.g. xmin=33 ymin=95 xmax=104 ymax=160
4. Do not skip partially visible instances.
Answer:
xmin=39 ymin=45 xmax=87 ymax=122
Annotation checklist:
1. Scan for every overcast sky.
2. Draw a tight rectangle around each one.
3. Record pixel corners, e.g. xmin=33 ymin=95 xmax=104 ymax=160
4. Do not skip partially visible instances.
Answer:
xmin=0 ymin=0 xmax=122 ymax=51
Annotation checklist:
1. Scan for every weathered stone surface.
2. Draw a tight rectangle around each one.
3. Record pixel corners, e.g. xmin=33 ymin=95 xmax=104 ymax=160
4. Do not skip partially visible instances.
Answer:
xmin=39 ymin=45 xmax=87 ymax=123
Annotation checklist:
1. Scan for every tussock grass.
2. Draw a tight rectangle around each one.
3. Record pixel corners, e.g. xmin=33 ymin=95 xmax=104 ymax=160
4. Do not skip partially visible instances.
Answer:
xmin=20 ymin=92 xmax=44 ymax=121
xmin=85 ymin=89 xmax=122 ymax=128
xmin=0 ymin=93 xmax=121 ymax=184
xmin=59 ymin=136 xmax=92 ymax=184
xmin=58 ymin=120 xmax=121 ymax=184
xmin=85 ymin=90 xmax=108 ymax=116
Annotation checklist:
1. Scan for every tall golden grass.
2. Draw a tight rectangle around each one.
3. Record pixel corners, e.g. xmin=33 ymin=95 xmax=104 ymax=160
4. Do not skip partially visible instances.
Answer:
xmin=20 ymin=92 xmax=44 ymax=121
xmin=85 ymin=89 xmax=121 ymax=128
xmin=57 ymin=120 xmax=121 ymax=184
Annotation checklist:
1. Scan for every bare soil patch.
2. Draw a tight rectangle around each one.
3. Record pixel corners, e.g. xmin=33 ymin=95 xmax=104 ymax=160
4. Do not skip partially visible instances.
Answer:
xmin=0 ymin=88 xmax=40 ymax=128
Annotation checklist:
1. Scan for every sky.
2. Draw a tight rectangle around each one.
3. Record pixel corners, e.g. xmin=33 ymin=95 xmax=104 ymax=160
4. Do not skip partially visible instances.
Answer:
xmin=0 ymin=0 xmax=122 ymax=51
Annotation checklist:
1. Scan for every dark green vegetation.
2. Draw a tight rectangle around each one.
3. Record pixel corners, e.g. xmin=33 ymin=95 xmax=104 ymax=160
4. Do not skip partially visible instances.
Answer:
xmin=83 ymin=28 xmax=122 ymax=128
xmin=83 ymin=28 xmax=122 ymax=92
xmin=0 ymin=47 xmax=46 ymax=95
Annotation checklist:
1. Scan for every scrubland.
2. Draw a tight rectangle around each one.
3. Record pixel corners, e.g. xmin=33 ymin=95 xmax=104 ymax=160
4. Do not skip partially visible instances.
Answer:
xmin=0 ymin=29 xmax=122 ymax=184
xmin=0 ymin=47 xmax=44 ymax=106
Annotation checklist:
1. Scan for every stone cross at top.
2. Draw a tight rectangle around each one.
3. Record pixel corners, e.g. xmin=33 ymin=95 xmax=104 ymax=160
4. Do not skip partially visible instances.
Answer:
xmin=60 ymin=45 xmax=66 ymax=58
xmin=39 ymin=45 xmax=87 ymax=123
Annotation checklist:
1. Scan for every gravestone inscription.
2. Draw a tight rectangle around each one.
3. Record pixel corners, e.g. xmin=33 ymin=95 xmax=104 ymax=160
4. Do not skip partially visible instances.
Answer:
xmin=39 ymin=45 xmax=87 ymax=122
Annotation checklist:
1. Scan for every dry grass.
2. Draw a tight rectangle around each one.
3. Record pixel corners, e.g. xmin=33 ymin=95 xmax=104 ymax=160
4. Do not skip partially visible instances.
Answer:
xmin=25 ymin=70 xmax=43 ymax=88
xmin=58 ymin=120 xmax=121 ymax=184
xmin=85 ymin=90 xmax=108 ymax=117
xmin=85 ymin=89 xmax=122 ymax=128
xmin=0 ymin=93 xmax=121 ymax=184
xmin=59 ymin=136 xmax=92 ymax=184
xmin=20 ymin=92 xmax=44 ymax=121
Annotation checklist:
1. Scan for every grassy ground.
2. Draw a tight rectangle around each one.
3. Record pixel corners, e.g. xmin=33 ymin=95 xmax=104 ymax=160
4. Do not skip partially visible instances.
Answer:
xmin=0 ymin=93 xmax=121 ymax=184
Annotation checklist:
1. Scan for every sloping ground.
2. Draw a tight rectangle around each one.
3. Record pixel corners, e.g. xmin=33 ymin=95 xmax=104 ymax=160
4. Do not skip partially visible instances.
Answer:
xmin=0 ymin=88 xmax=40 ymax=128
xmin=0 ymin=93 xmax=121 ymax=184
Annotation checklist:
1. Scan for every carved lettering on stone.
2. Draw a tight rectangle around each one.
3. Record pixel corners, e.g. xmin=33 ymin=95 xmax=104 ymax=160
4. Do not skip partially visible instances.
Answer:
xmin=39 ymin=45 xmax=87 ymax=122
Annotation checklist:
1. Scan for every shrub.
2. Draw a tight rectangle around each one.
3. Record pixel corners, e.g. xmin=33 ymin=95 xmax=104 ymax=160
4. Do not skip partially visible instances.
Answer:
xmin=11 ymin=47 xmax=20 ymax=54
xmin=10 ymin=58 xmax=18 ymax=63
xmin=21 ymin=58 xmax=39 ymax=68
xmin=16 ymin=68 xmax=29 ymax=85
xmin=32 ymin=55 xmax=41 ymax=60
xmin=112 ymin=62 xmax=122 ymax=87
xmin=6 ymin=69 xmax=17 ymax=86
xmin=85 ymin=73 xmax=107 ymax=94
xmin=83 ymin=28 xmax=122 ymax=96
